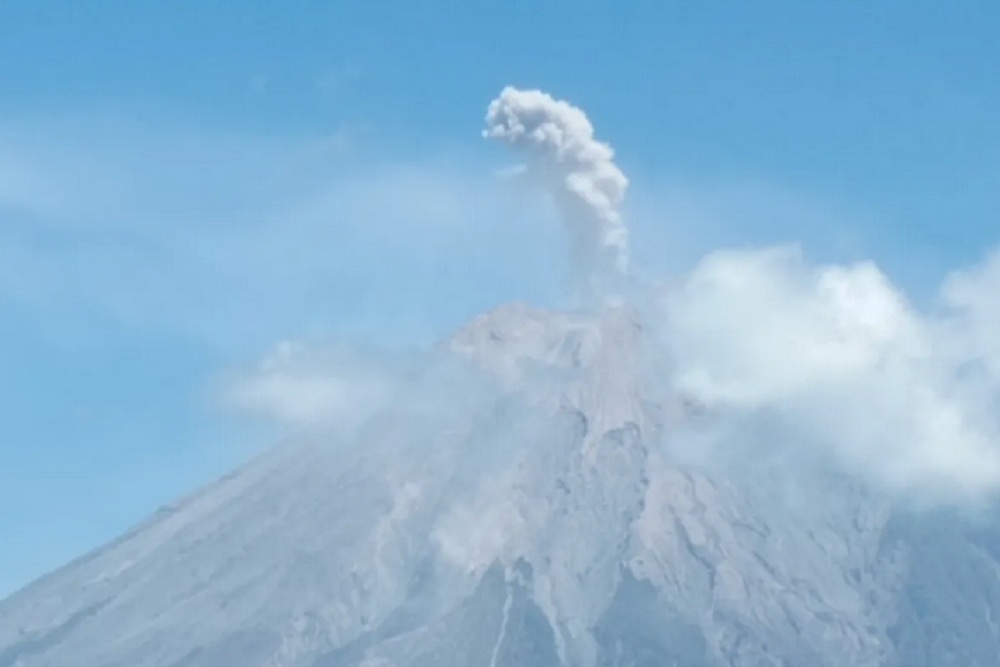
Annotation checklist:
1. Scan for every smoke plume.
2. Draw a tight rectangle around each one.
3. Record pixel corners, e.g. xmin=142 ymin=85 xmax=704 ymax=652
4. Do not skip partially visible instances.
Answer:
xmin=484 ymin=86 xmax=629 ymax=298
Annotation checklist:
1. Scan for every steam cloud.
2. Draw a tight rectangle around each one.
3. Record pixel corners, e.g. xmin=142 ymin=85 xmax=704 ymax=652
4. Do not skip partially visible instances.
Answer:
xmin=484 ymin=86 xmax=629 ymax=297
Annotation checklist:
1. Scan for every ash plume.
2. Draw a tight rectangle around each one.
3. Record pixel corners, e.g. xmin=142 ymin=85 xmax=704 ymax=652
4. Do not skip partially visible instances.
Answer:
xmin=484 ymin=86 xmax=629 ymax=299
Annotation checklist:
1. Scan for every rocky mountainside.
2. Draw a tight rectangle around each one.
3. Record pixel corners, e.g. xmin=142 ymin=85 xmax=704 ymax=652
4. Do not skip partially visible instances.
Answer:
xmin=2 ymin=303 xmax=1000 ymax=667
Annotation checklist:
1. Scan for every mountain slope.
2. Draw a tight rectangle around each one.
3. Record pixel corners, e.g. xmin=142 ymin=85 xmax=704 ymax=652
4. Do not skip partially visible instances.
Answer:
xmin=2 ymin=303 xmax=1000 ymax=666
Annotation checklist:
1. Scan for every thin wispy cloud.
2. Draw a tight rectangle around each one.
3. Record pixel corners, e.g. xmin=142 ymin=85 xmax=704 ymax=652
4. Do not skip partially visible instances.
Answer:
xmin=0 ymin=116 xmax=565 ymax=351
xmin=217 ymin=341 xmax=401 ymax=431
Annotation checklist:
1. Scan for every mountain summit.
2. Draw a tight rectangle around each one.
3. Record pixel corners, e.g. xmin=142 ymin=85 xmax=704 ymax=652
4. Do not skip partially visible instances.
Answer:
xmin=3 ymin=303 xmax=1000 ymax=666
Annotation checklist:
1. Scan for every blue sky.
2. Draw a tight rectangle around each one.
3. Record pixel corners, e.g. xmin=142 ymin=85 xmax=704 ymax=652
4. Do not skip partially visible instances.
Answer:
xmin=1 ymin=1 xmax=999 ymax=596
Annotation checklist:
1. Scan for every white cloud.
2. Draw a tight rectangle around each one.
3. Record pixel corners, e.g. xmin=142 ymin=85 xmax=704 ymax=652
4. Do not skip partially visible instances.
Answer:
xmin=219 ymin=341 xmax=400 ymax=431
xmin=656 ymin=244 xmax=1000 ymax=502
xmin=941 ymin=250 xmax=1000 ymax=380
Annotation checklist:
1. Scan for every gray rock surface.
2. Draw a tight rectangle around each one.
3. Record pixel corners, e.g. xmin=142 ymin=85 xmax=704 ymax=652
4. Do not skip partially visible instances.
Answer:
xmin=1 ymin=303 xmax=999 ymax=666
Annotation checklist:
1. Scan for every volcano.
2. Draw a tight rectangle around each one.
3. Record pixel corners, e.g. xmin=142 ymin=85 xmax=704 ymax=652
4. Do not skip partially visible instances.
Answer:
xmin=3 ymin=302 xmax=1000 ymax=667
xmin=4 ymin=85 xmax=1000 ymax=667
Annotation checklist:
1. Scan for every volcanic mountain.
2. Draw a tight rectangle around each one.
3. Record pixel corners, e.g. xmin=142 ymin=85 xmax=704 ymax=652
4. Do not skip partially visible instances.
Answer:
xmin=3 ymin=302 xmax=1000 ymax=667
xmin=4 ymin=86 xmax=1000 ymax=667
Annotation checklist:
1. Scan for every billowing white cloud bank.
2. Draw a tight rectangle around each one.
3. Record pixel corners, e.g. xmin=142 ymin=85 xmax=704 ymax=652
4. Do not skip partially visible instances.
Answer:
xmin=659 ymin=245 xmax=1000 ymax=501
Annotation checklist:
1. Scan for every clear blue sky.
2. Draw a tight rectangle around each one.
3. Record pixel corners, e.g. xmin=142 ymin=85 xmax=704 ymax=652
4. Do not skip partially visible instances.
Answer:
xmin=1 ymin=1 xmax=998 ymax=597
